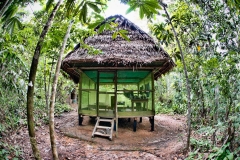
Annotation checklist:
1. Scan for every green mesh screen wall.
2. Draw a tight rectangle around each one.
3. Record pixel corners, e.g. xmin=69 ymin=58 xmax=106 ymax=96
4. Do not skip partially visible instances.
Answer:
xmin=84 ymin=70 xmax=151 ymax=83
xmin=80 ymin=70 xmax=154 ymax=115
xmin=80 ymin=73 xmax=97 ymax=111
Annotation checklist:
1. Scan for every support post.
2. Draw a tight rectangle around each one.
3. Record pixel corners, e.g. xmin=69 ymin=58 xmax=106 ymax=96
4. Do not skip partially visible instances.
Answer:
xmin=79 ymin=114 xmax=83 ymax=125
xmin=149 ymin=116 xmax=154 ymax=131
xmin=139 ymin=117 xmax=142 ymax=123
xmin=133 ymin=118 xmax=137 ymax=132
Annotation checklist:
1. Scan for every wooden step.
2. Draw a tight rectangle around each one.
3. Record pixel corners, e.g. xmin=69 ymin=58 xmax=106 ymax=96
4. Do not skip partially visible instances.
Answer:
xmin=96 ymin=126 xmax=111 ymax=129
xmin=92 ymin=117 xmax=114 ymax=140
xmin=94 ymin=132 xmax=110 ymax=137
xmin=98 ymin=119 xmax=113 ymax=122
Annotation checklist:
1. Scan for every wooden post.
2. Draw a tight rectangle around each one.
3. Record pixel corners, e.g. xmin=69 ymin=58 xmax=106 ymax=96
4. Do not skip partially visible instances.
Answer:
xmin=78 ymin=72 xmax=82 ymax=117
xmin=139 ymin=117 xmax=142 ymax=123
xmin=114 ymin=71 xmax=118 ymax=137
xmin=152 ymin=72 xmax=155 ymax=113
xmin=149 ymin=116 xmax=154 ymax=131
xmin=78 ymin=114 xmax=83 ymax=125
xmin=133 ymin=118 xmax=137 ymax=132
xmin=96 ymin=71 xmax=99 ymax=117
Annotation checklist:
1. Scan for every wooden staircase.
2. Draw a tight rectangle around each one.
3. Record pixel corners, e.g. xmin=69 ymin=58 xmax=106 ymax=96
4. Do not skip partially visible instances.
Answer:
xmin=92 ymin=117 xmax=115 ymax=140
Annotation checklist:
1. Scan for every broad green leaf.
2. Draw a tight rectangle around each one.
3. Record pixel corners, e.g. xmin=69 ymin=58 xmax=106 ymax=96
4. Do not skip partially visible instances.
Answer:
xmin=144 ymin=0 xmax=162 ymax=10
xmin=87 ymin=3 xmax=101 ymax=13
xmin=105 ymin=23 xmax=112 ymax=30
xmin=126 ymin=4 xmax=138 ymax=14
xmin=119 ymin=29 xmax=128 ymax=34
xmin=74 ymin=1 xmax=85 ymax=16
xmin=80 ymin=4 xmax=87 ymax=23
xmin=98 ymin=23 xmax=106 ymax=33
xmin=112 ymin=31 xmax=118 ymax=39
xmin=4 ymin=17 xmax=23 ymax=36
xmin=65 ymin=0 xmax=75 ymax=18
xmin=46 ymin=0 xmax=54 ymax=12
xmin=88 ymin=21 xmax=102 ymax=29
xmin=119 ymin=32 xmax=130 ymax=41
xmin=2 ymin=4 xmax=18 ymax=22
xmin=226 ymin=152 xmax=233 ymax=160
xmin=110 ymin=22 xmax=118 ymax=27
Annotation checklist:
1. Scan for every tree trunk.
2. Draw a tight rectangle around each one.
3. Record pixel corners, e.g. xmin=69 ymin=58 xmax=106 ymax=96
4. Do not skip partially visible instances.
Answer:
xmin=44 ymin=56 xmax=55 ymax=116
xmin=225 ymin=98 xmax=232 ymax=121
xmin=49 ymin=20 xmax=73 ymax=160
xmin=44 ymin=57 xmax=49 ymax=115
xmin=160 ymin=2 xmax=192 ymax=151
xmin=198 ymin=77 xmax=205 ymax=119
xmin=212 ymin=86 xmax=219 ymax=145
xmin=214 ymin=86 xmax=219 ymax=123
xmin=26 ymin=1 xmax=62 ymax=159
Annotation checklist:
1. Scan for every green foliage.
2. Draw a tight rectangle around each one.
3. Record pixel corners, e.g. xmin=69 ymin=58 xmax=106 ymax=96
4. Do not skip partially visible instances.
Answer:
xmin=65 ymin=0 xmax=105 ymax=23
xmin=208 ymin=143 xmax=236 ymax=160
xmin=126 ymin=0 xmax=161 ymax=19
xmin=155 ymin=102 xmax=174 ymax=114
xmin=154 ymin=72 xmax=187 ymax=114
xmin=150 ymin=0 xmax=239 ymax=157
xmin=0 ymin=141 xmax=22 ymax=159
xmin=112 ymin=29 xmax=130 ymax=41
xmin=187 ymin=141 xmax=239 ymax=160
xmin=190 ymin=138 xmax=212 ymax=152
xmin=150 ymin=23 xmax=174 ymax=46
xmin=55 ymin=103 xmax=72 ymax=116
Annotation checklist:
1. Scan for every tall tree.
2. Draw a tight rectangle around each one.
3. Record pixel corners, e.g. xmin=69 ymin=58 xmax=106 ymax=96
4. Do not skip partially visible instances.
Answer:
xmin=158 ymin=1 xmax=192 ymax=150
xmin=26 ymin=0 xmax=62 ymax=159
xmin=49 ymin=20 xmax=73 ymax=160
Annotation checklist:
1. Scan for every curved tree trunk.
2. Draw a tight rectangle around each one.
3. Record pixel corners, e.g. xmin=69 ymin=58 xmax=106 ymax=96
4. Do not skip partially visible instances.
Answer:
xmin=26 ymin=1 xmax=62 ymax=159
xmin=49 ymin=20 xmax=73 ymax=160
xmin=159 ymin=1 xmax=192 ymax=151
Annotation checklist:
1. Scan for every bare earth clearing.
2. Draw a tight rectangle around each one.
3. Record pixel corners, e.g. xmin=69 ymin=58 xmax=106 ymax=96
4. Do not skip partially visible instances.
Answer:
xmin=7 ymin=105 xmax=187 ymax=159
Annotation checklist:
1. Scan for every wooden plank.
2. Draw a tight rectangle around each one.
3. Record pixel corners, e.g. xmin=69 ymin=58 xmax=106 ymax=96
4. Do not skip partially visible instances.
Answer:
xmin=118 ymin=111 xmax=154 ymax=118
xmin=98 ymin=119 xmax=113 ymax=122
xmin=78 ymin=67 xmax=158 ymax=70
xmin=92 ymin=118 xmax=100 ymax=137
xmin=98 ymin=111 xmax=115 ymax=118
xmin=80 ymin=110 xmax=97 ymax=116
xmin=94 ymin=132 xmax=110 ymax=137
xmin=96 ymin=126 xmax=111 ymax=129
xmin=152 ymin=72 xmax=155 ymax=111
xmin=78 ymin=72 xmax=82 ymax=112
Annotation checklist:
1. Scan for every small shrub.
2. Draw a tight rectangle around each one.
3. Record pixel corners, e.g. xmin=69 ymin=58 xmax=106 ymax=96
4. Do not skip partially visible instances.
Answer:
xmin=55 ymin=103 xmax=72 ymax=116
xmin=0 ymin=142 xmax=22 ymax=160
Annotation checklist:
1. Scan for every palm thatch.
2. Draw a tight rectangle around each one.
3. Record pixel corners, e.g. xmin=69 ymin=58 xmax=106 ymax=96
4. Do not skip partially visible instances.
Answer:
xmin=61 ymin=15 xmax=175 ymax=83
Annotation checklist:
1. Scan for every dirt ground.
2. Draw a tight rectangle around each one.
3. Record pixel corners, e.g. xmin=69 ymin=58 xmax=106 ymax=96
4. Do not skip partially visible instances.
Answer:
xmin=7 ymin=105 xmax=187 ymax=159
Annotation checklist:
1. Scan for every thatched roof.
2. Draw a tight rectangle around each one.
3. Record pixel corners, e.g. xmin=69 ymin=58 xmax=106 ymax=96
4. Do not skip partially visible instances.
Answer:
xmin=61 ymin=15 xmax=175 ymax=83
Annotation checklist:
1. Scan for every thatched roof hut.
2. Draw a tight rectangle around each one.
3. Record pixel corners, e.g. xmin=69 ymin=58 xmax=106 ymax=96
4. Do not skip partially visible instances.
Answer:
xmin=61 ymin=15 xmax=175 ymax=83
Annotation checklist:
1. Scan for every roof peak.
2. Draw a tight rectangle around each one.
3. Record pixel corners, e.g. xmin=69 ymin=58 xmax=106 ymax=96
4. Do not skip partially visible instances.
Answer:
xmin=95 ymin=14 xmax=150 ymax=38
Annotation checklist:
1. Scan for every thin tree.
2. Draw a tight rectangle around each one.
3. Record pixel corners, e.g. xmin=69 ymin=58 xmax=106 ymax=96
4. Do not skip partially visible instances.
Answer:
xmin=26 ymin=0 xmax=62 ymax=159
xmin=159 ymin=1 xmax=192 ymax=150
xmin=47 ymin=0 xmax=103 ymax=158
xmin=49 ymin=20 xmax=73 ymax=160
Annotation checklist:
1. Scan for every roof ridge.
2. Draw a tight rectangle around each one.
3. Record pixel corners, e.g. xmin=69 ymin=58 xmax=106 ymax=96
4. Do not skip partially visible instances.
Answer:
xmin=95 ymin=14 xmax=152 ymax=40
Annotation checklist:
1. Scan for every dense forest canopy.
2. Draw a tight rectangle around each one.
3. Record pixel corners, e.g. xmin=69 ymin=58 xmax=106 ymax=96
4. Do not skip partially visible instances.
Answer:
xmin=0 ymin=0 xmax=239 ymax=159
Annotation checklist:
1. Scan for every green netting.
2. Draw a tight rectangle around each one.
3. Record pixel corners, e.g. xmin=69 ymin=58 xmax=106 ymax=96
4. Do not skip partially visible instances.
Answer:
xmin=80 ymin=70 xmax=154 ymax=116
xmin=84 ymin=70 xmax=151 ymax=83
